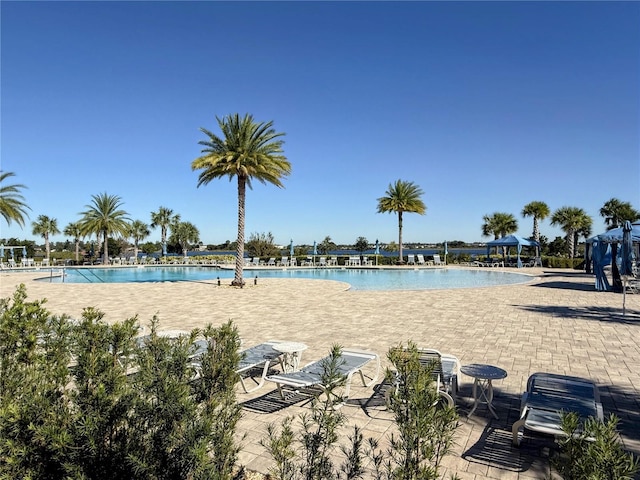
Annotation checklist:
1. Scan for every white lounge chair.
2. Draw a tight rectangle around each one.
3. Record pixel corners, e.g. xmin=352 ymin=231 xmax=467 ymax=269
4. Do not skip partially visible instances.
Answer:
xmin=266 ymin=348 xmax=380 ymax=406
xmin=512 ymin=372 xmax=604 ymax=446
xmin=328 ymin=256 xmax=338 ymax=266
xmin=190 ymin=340 xmax=287 ymax=394
xmin=317 ymin=256 xmax=327 ymax=267
xmin=266 ymin=257 xmax=276 ymax=266
xmin=433 ymin=254 xmax=444 ymax=266
xmin=416 ymin=254 xmax=426 ymax=265
xmin=407 ymin=254 xmax=415 ymax=265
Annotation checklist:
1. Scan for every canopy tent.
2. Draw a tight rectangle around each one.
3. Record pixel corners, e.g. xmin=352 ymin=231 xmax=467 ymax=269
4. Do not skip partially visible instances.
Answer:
xmin=486 ymin=235 xmax=540 ymax=268
xmin=588 ymin=222 xmax=640 ymax=292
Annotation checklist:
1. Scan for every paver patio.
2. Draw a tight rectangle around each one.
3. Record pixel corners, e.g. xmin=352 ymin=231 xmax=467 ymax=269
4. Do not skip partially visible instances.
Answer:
xmin=1 ymin=267 xmax=638 ymax=479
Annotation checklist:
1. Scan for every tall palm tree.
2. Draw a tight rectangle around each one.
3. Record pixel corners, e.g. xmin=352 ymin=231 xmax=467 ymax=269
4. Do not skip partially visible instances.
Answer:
xmin=0 ymin=171 xmax=31 ymax=227
xmin=63 ymin=221 xmax=84 ymax=263
xmin=150 ymin=206 xmax=180 ymax=258
xmin=550 ymin=206 xmax=592 ymax=258
xmin=129 ymin=220 xmax=150 ymax=261
xmin=170 ymin=221 xmax=200 ymax=257
xmin=376 ymin=179 xmax=426 ymax=263
xmin=599 ymin=198 xmax=640 ymax=230
xmin=192 ymin=113 xmax=290 ymax=287
xmin=79 ymin=193 xmax=131 ymax=264
xmin=521 ymin=201 xmax=550 ymax=244
xmin=32 ymin=215 xmax=60 ymax=261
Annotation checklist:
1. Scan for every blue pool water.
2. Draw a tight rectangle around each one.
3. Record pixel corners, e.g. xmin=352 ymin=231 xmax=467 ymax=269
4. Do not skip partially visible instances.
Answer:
xmin=41 ymin=266 xmax=532 ymax=291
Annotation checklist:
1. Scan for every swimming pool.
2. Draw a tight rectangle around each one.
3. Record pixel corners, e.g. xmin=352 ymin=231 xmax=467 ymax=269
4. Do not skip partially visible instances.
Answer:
xmin=41 ymin=266 xmax=533 ymax=291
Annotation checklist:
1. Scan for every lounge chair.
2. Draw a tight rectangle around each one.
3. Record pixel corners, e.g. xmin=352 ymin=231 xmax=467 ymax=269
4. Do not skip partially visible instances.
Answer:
xmin=317 ymin=256 xmax=327 ymax=267
xmin=388 ymin=347 xmax=460 ymax=407
xmin=328 ymin=256 xmax=338 ymax=266
xmin=265 ymin=348 xmax=380 ymax=406
xmin=266 ymin=257 xmax=276 ymax=266
xmin=407 ymin=254 xmax=415 ymax=265
xmin=416 ymin=254 xmax=426 ymax=265
xmin=191 ymin=340 xmax=287 ymax=394
xmin=512 ymin=372 xmax=604 ymax=446
xmin=278 ymin=256 xmax=289 ymax=267
xmin=433 ymin=254 xmax=444 ymax=266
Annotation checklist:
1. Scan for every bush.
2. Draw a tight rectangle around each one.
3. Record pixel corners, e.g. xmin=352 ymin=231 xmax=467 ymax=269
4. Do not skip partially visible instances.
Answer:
xmin=551 ymin=412 xmax=639 ymax=479
xmin=543 ymin=257 xmax=584 ymax=269
xmin=0 ymin=284 xmax=242 ymax=480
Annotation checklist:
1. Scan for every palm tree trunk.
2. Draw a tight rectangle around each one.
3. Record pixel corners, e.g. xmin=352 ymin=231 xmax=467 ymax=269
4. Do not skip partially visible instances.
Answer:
xmin=75 ymin=240 xmax=80 ymax=263
xmin=232 ymin=176 xmax=247 ymax=287
xmin=568 ymin=230 xmax=575 ymax=258
xmin=103 ymin=229 xmax=109 ymax=264
xmin=45 ymin=234 xmax=50 ymax=261
xmin=398 ymin=211 xmax=403 ymax=263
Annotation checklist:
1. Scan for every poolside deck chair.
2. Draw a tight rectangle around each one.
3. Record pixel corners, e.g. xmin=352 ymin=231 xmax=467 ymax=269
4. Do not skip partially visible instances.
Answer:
xmin=433 ymin=254 xmax=444 ymax=266
xmin=416 ymin=254 xmax=426 ymax=265
xmin=317 ymin=256 xmax=327 ymax=267
xmin=190 ymin=340 xmax=287 ymax=393
xmin=407 ymin=254 xmax=415 ymax=265
xmin=265 ymin=348 xmax=380 ymax=406
xmin=266 ymin=257 xmax=276 ymax=266
xmin=512 ymin=372 xmax=604 ymax=446
xmin=388 ymin=348 xmax=460 ymax=407
xmin=328 ymin=256 xmax=338 ymax=266
xmin=278 ymin=256 xmax=289 ymax=266
xmin=251 ymin=257 xmax=260 ymax=266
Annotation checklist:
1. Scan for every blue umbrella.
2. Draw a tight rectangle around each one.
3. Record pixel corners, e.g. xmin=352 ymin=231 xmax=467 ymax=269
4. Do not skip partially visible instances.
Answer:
xmin=289 ymin=239 xmax=294 ymax=257
xmin=312 ymin=241 xmax=318 ymax=256
xmin=374 ymin=239 xmax=380 ymax=255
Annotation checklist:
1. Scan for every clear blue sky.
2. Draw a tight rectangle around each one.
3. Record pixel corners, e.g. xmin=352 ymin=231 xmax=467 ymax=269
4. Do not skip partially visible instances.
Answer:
xmin=2 ymin=1 xmax=639 ymax=247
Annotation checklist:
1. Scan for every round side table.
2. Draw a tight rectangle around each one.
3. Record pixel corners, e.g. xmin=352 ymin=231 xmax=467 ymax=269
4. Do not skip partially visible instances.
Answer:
xmin=273 ymin=341 xmax=308 ymax=372
xmin=460 ymin=363 xmax=507 ymax=419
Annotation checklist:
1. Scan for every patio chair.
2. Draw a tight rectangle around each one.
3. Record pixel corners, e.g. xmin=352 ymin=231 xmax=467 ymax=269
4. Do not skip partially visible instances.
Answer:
xmin=317 ymin=256 xmax=327 ymax=267
xmin=388 ymin=347 xmax=460 ymax=407
xmin=328 ymin=256 xmax=338 ymax=266
xmin=512 ymin=372 xmax=604 ymax=446
xmin=265 ymin=348 xmax=380 ymax=406
xmin=407 ymin=254 xmax=415 ymax=265
xmin=266 ymin=257 xmax=276 ymax=266
xmin=278 ymin=256 xmax=289 ymax=266
xmin=416 ymin=254 xmax=426 ymax=265
xmin=191 ymin=340 xmax=287 ymax=394
xmin=433 ymin=254 xmax=444 ymax=266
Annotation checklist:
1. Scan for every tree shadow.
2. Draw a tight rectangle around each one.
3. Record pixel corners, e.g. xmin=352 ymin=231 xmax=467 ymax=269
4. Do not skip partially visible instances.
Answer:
xmin=516 ymin=304 xmax=640 ymax=325
xmin=532 ymin=280 xmax=597 ymax=291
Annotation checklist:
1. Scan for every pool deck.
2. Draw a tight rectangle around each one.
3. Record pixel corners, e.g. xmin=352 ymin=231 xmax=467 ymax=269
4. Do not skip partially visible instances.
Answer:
xmin=1 ymin=266 xmax=639 ymax=479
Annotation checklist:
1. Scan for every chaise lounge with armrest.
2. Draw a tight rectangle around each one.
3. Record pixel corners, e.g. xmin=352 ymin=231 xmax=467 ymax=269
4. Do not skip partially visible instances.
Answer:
xmin=265 ymin=348 xmax=380 ymax=406
xmin=512 ymin=372 xmax=604 ymax=446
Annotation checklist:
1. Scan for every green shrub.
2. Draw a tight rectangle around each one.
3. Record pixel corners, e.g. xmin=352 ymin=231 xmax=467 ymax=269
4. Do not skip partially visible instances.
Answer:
xmin=551 ymin=412 xmax=639 ymax=479
xmin=0 ymin=284 xmax=242 ymax=480
xmin=543 ymin=257 xmax=584 ymax=269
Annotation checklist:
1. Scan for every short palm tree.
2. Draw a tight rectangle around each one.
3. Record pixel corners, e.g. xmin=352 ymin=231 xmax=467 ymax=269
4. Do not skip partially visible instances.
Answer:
xmin=482 ymin=212 xmax=518 ymax=255
xmin=79 ymin=193 xmax=131 ymax=264
xmin=129 ymin=220 xmax=151 ymax=261
xmin=521 ymin=201 xmax=550 ymax=244
xmin=192 ymin=113 xmax=290 ymax=287
xmin=32 ymin=215 xmax=60 ymax=261
xmin=170 ymin=221 xmax=200 ymax=257
xmin=63 ymin=221 xmax=84 ymax=263
xmin=599 ymin=198 xmax=640 ymax=230
xmin=376 ymin=180 xmax=426 ymax=263
xmin=0 ymin=171 xmax=31 ymax=227
xmin=151 ymin=206 xmax=180 ymax=257
xmin=551 ymin=206 xmax=592 ymax=258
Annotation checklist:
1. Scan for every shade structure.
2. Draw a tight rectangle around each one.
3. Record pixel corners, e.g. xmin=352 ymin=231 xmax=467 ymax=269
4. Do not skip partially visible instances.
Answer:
xmin=312 ymin=241 xmax=318 ymax=256
xmin=591 ymin=240 xmax=611 ymax=291
xmin=486 ymin=235 xmax=539 ymax=268
xmin=289 ymin=239 xmax=294 ymax=257
xmin=590 ymin=222 xmax=640 ymax=294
